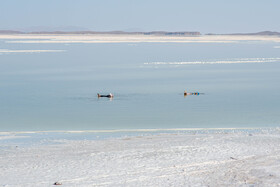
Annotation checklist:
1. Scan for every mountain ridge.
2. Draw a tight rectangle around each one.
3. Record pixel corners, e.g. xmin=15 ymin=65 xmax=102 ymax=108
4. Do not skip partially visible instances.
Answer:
xmin=0 ymin=30 xmax=280 ymax=36
xmin=0 ymin=30 xmax=201 ymax=36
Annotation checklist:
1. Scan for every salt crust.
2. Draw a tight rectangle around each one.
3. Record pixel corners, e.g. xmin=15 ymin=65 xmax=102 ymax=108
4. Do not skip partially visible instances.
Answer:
xmin=0 ymin=34 xmax=280 ymax=44
xmin=1 ymin=129 xmax=280 ymax=186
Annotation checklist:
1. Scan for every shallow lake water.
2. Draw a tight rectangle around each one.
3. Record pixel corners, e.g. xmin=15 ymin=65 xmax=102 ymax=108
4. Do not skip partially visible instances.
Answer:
xmin=0 ymin=40 xmax=280 ymax=131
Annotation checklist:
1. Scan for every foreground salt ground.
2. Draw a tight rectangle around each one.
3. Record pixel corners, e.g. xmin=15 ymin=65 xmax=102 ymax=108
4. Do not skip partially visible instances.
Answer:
xmin=1 ymin=129 xmax=280 ymax=187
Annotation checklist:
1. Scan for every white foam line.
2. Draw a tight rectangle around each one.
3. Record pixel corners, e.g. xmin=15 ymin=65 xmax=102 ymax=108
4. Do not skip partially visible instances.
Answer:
xmin=0 ymin=127 xmax=272 ymax=135
xmin=145 ymin=58 xmax=280 ymax=65
xmin=274 ymin=46 xmax=280 ymax=48
xmin=0 ymin=49 xmax=66 ymax=53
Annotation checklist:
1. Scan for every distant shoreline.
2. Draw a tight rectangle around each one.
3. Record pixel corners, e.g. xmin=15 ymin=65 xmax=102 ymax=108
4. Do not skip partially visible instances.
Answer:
xmin=0 ymin=30 xmax=280 ymax=36
xmin=0 ymin=30 xmax=201 ymax=36
xmin=0 ymin=33 xmax=280 ymax=43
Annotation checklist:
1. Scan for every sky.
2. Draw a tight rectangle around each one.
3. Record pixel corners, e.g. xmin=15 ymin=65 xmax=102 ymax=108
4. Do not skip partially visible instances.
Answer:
xmin=1 ymin=0 xmax=280 ymax=34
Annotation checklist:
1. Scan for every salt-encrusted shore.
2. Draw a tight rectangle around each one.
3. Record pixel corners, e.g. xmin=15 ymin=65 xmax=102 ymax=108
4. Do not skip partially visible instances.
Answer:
xmin=1 ymin=34 xmax=280 ymax=44
xmin=1 ymin=128 xmax=280 ymax=187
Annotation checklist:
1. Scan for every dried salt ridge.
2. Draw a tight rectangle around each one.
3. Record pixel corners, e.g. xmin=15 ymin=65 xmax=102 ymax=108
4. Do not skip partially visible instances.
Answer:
xmin=1 ymin=129 xmax=280 ymax=186
xmin=145 ymin=57 xmax=280 ymax=66
xmin=0 ymin=49 xmax=66 ymax=54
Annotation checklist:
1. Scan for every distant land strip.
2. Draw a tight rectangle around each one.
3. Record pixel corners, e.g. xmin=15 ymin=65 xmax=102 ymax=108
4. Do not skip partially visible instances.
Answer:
xmin=206 ymin=31 xmax=280 ymax=36
xmin=0 ymin=30 xmax=201 ymax=36
xmin=0 ymin=30 xmax=280 ymax=36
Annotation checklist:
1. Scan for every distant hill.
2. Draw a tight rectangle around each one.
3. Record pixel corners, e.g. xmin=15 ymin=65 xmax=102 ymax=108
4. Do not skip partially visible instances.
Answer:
xmin=0 ymin=30 xmax=23 ymax=34
xmin=207 ymin=31 xmax=280 ymax=36
xmin=1 ymin=30 xmax=279 ymax=36
xmin=0 ymin=30 xmax=201 ymax=36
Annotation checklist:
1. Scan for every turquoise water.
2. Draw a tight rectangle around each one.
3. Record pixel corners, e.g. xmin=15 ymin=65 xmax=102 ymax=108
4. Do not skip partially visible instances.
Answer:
xmin=0 ymin=41 xmax=280 ymax=131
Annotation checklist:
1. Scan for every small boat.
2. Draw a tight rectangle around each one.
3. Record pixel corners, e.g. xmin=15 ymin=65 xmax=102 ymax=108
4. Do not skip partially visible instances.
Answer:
xmin=97 ymin=93 xmax=114 ymax=98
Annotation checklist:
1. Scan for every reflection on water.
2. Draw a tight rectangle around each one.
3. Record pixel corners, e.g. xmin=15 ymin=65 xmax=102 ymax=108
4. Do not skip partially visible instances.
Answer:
xmin=0 ymin=42 xmax=280 ymax=131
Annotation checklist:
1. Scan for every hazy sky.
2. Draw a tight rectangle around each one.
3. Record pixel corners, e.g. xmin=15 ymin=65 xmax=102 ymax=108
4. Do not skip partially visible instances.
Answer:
xmin=1 ymin=0 xmax=280 ymax=33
